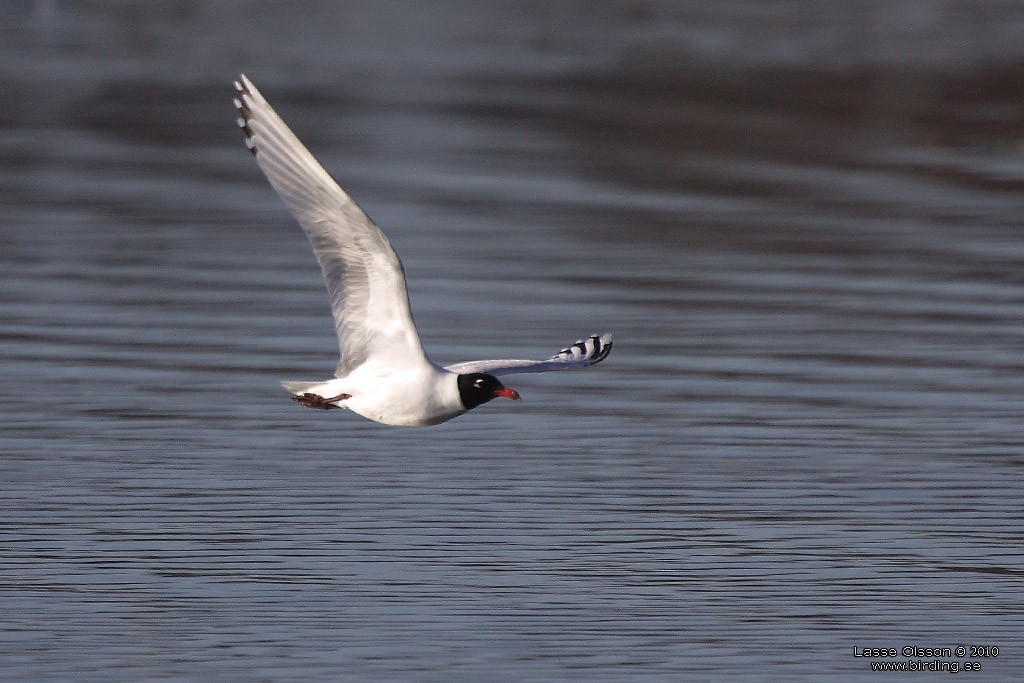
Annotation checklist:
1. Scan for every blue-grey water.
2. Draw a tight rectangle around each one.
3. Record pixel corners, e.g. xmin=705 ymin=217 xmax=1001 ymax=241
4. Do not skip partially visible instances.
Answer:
xmin=2 ymin=3 xmax=1024 ymax=681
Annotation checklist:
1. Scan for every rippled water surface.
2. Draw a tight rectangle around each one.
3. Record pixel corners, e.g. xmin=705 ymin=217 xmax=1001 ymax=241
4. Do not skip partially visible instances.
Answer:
xmin=2 ymin=3 xmax=1024 ymax=681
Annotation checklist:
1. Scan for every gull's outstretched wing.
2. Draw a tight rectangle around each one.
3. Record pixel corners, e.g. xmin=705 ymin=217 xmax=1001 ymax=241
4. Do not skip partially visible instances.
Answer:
xmin=234 ymin=74 xmax=427 ymax=376
xmin=445 ymin=334 xmax=612 ymax=377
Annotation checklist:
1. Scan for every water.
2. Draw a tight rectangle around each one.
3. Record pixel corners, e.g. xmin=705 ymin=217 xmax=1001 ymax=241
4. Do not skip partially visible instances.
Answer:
xmin=2 ymin=3 xmax=1024 ymax=680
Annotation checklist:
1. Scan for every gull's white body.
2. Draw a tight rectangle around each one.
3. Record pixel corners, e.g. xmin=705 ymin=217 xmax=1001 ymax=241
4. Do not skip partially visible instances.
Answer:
xmin=234 ymin=75 xmax=612 ymax=427
xmin=283 ymin=364 xmax=463 ymax=427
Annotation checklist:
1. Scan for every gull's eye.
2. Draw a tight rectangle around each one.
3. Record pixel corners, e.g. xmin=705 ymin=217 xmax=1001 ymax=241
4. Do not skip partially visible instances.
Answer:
xmin=474 ymin=378 xmax=484 ymax=388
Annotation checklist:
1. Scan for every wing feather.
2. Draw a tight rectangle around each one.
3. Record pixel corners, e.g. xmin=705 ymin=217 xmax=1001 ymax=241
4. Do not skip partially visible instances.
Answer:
xmin=445 ymin=334 xmax=612 ymax=377
xmin=234 ymin=75 xmax=427 ymax=376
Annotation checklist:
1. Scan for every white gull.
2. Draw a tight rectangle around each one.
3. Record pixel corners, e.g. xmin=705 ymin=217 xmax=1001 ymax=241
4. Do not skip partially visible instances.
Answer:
xmin=234 ymin=75 xmax=612 ymax=426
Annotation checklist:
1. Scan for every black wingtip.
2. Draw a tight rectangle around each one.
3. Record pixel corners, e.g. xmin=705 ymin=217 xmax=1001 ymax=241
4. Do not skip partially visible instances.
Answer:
xmin=588 ymin=334 xmax=612 ymax=364
xmin=553 ymin=333 xmax=612 ymax=364
xmin=232 ymin=86 xmax=257 ymax=155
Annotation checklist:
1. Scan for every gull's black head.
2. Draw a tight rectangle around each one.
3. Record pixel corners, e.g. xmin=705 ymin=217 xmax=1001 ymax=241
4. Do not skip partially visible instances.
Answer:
xmin=457 ymin=373 xmax=521 ymax=410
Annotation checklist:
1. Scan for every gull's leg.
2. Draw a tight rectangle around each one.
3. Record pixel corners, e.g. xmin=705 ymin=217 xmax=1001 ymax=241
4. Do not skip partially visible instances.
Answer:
xmin=292 ymin=393 xmax=351 ymax=410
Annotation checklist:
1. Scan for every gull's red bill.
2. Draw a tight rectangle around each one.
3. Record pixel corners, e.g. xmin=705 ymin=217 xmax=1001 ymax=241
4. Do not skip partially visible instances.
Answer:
xmin=495 ymin=387 xmax=522 ymax=401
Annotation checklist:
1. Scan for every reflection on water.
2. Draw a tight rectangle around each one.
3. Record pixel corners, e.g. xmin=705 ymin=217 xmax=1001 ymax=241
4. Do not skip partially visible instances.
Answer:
xmin=2 ymin=3 xmax=1024 ymax=681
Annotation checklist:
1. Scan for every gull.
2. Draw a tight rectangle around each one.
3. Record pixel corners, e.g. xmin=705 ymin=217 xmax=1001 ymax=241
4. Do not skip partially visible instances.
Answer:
xmin=233 ymin=75 xmax=612 ymax=426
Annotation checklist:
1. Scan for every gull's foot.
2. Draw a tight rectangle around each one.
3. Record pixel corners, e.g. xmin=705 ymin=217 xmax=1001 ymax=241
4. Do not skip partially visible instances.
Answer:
xmin=292 ymin=392 xmax=351 ymax=410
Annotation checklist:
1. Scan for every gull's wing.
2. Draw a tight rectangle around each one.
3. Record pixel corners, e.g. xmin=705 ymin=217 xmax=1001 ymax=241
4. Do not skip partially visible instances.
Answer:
xmin=445 ymin=334 xmax=612 ymax=377
xmin=234 ymin=75 xmax=428 ymax=376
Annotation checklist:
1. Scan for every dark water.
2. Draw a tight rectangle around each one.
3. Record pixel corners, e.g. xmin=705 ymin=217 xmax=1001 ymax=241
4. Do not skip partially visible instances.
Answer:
xmin=2 ymin=3 xmax=1024 ymax=681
